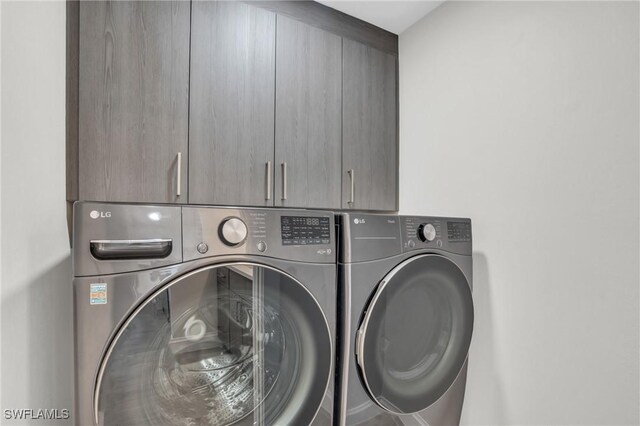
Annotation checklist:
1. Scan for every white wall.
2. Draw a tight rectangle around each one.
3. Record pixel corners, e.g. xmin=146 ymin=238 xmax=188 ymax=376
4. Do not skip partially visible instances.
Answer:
xmin=1 ymin=1 xmax=72 ymax=424
xmin=399 ymin=1 xmax=639 ymax=425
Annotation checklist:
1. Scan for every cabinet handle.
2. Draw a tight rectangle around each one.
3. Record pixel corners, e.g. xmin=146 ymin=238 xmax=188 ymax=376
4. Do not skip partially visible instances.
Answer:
xmin=176 ymin=152 xmax=182 ymax=197
xmin=281 ymin=162 xmax=287 ymax=201
xmin=265 ymin=161 xmax=272 ymax=200
xmin=348 ymin=169 xmax=355 ymax=204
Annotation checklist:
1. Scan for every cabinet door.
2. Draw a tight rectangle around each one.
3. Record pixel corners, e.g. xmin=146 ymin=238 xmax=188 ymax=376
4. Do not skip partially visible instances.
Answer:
xmin=79 ymin=1 xmax=189 ymax=203
xmin=274 ymin=16 xmax=342 ymax=209
xmin=189 ymin=2 xmax=276 ymax=206
xmin=342 ymin=39 xmax=397 ymax=211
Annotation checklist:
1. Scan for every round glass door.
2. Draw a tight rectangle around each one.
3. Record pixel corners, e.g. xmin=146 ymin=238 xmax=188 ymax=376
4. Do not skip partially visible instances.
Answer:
xmin=95 ymin=263 xmax=331 ymax=425
xmin=356 ymin=254 xmax=473 ymax=414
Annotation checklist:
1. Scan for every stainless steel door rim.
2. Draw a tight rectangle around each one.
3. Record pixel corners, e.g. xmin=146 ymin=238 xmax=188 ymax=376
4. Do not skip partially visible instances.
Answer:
xmin=355 ymin=253 xmax=474 ymax=415
xmin=93 ymin=261 xmax=333 ymax=426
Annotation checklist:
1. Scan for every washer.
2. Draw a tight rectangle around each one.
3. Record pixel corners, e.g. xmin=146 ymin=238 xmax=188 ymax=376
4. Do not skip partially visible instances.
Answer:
xmin=335 ymin=213 xmax=474 ymax=425
xmin=73 ymin=202 xmax=336 ymax=425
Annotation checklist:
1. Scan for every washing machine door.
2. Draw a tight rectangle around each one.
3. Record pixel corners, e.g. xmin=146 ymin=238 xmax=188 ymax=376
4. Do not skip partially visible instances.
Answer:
xmin=94 ymin=263 xmax=332 ymax=425
xmin=355 ymin=254 xmax=473 ymax=414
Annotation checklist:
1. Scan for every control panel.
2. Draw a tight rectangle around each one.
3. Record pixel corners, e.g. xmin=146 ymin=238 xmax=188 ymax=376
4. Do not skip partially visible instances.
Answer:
xmin=183 ymin=207 xmax=335 ymax=263
xmin=281 ymin=216 xmax=331 ymax=246
xmin=338 ymin=213 xmax=472 ymax=262
xmin=400 ymin=216 xmax=472 ymax=256
xmin=402 ymin=217 xmax=444 ymax=250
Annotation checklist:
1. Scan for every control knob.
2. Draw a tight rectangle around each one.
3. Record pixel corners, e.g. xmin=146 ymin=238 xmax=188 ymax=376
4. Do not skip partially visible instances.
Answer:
xmin=418 ymin=223 xmax=437 ymax=242
xmin=219 ymin=217 xmax=248 ymax=246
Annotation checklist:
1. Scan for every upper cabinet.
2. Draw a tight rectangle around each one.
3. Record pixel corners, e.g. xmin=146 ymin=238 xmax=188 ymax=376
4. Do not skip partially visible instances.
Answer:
xmin=78 ymin=1 xmax=190 ymax=203
xmin=189 ymin=2 xmax=276 ymax=206
xmin=275 ymin=16 xmax=342 ymax=209
xmin=342 ymin=39 xmax=398 ymax=211
xmin=70 ymin=1 xmax=398 ymax=212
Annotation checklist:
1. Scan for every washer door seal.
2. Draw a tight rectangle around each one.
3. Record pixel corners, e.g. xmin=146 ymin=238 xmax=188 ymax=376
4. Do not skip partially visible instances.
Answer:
xmin=356 ymin=254 xmax=474 ymax=414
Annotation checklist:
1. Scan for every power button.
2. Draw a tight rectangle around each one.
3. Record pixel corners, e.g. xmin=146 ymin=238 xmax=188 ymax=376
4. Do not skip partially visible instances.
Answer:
xmin=257 ymin=241 xmax=267 ymax=252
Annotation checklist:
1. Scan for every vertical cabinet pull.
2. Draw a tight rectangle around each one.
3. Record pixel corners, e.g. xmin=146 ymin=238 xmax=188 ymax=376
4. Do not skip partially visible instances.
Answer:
xmin=281 ymin=162 xmax=288 ymax=201
xmin=348 ymin=169 xmax=355 ymax=205
xmin=176 ymin=152 xmax=182 ymax=197
xmin=265 ymin=161 xmax=272 ymax=200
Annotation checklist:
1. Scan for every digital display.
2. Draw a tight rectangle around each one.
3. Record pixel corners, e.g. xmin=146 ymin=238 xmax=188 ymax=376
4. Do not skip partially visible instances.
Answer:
xmin=447 ymin=221 xmax=471 ymax=242
xmin=281 ymin=216 xmax=330 ymax=246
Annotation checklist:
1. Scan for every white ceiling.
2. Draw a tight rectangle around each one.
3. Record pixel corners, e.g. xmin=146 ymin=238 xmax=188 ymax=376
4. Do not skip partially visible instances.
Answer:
xmin=316 ymin=1 xmax=445 ymax=34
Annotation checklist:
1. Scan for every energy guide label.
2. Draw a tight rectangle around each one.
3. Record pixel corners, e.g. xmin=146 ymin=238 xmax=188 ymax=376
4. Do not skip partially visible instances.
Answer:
xmin=90 ymin=283 xmax=107 ymax=305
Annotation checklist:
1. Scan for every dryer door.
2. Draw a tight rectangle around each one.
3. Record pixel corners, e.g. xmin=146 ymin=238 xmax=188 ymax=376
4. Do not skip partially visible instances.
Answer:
xmin=355 ymin=254 xmax=473 ymax=414
xmin=94 ymin=263 xmax=332 ymax=425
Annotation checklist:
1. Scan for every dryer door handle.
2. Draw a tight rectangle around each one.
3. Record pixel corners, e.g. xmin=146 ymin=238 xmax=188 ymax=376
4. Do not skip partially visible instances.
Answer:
xmin=90 ymin=239 xmax=173 ymax=260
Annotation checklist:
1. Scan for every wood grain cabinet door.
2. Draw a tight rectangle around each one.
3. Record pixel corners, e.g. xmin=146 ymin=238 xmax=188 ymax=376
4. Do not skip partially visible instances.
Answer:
xmin=342 ymin=39 xmax=398 ymax=211
xmin=274 ymin=16 xmax=342 ymax=209
xmin=79 ymin=1 xmax=190 ymax=203
xmin=189 ymin=2 xmax=276 ymax=206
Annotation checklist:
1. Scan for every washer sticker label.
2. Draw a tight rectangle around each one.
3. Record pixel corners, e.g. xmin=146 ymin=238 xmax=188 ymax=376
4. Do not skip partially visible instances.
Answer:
xmin=90 ymin=283 xmax=107 ymax=305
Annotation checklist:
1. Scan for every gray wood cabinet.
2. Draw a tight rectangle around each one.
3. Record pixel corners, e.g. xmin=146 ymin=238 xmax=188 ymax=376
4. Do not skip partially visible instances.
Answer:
xmin=342 ymin=39 xmax=398 ymax=211
xmin=78 ymin=1 xmax=190 ymax=203
xmin=188 ymin=2 xmax=276 ymax=206
xmin=275 ymin=15 xmax=342 ymax=209
xmin=69 ymin=1 xmax=399 ymax=214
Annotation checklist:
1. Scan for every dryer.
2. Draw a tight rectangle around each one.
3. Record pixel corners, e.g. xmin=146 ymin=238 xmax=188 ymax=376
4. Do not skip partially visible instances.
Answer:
xmin=73 ymin=202 xmax=336 ymax=425
xmin=336 ymin=213 xmax=474 ymax=425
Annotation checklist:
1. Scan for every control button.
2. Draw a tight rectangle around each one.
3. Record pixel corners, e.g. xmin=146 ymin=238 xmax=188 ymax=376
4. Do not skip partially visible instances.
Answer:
xmin=408 ymin=240 xmax=416 ymax=248
xmin=219 ymin=217 xmax=248 ymax=247
xmin=418 ymin=223 xmax=437 ymax=242
xmin=257 ymin=241 xmax=267 ymax=252
xmin=196 ymin=242 xmax=209 ymax=254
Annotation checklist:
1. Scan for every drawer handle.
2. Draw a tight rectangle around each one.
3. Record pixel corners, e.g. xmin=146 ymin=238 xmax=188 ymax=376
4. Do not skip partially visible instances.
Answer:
xmin=90 ymin=239 xmax=172 ymax=260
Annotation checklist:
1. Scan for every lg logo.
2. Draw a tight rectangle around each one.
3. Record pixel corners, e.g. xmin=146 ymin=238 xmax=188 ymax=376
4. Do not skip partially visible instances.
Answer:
xmin=353 ymin=218 xmax=366 ymax=224
xmin=89 ymin=210 xmax=111 ymax=219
